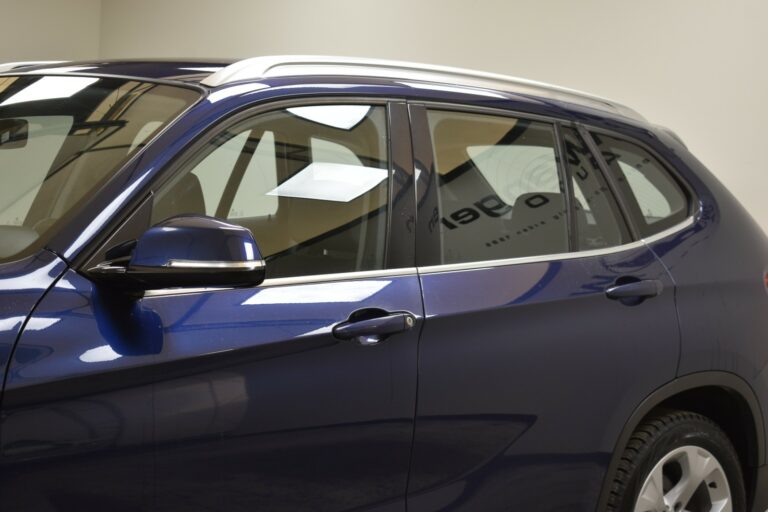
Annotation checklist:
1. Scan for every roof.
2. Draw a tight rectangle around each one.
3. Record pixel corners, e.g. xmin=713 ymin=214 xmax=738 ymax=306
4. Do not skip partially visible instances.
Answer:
xmin=0 ymin=59 xmax=233 ymax=83
xmin=0 ymin=56 xmax=644 ymax=121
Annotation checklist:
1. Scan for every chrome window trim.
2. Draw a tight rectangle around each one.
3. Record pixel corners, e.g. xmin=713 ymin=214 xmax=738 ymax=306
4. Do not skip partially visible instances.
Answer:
xmin=417 ymin=216 xmax=695 ymax=275
xmin=143 ymin=216 xmax=695 ymax=298
xmin=259 ymin=267 xmax=418 ymax=287
xmin=142 ymin=267 xmax=419 ymax=298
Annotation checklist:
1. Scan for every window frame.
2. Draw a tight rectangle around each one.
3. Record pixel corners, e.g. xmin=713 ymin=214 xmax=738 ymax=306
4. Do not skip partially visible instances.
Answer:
xmin=80 ymin=97 xmax=418 ymax=285
xmin=409 ymin=101 xmax=698 ymax=274
xmin=580 ymin=124 xmax=697 ymax=239
xmin=557 ymin=122 xmax=633 ymax=251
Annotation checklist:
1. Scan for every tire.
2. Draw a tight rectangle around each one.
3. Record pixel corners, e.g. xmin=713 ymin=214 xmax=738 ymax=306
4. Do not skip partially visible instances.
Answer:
xmin=606 ymin=410 xmax=746 ymax=512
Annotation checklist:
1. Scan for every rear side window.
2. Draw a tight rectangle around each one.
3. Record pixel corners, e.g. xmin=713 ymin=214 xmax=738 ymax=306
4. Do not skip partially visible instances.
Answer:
xmin=427 ymin=109 xmax=568 ymax=265
xmin=591 ymin=133 xmax=689 ymax=237
xmin=152 ymin=104 xmax=389 ymax=279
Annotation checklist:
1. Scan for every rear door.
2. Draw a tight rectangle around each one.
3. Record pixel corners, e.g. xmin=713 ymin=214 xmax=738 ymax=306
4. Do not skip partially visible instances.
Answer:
xmin=406 ymin=105 xmax=682 ymax=511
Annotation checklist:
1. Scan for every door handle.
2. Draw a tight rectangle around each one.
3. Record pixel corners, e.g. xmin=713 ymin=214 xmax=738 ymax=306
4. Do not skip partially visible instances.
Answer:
xmin=605 ymin=279 xmax=663 ymax=305
xmin=333 ymin=311 xmax=416 ymax=346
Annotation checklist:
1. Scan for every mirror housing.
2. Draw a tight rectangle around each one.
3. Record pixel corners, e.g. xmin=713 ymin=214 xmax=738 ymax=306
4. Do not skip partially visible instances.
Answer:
xmin=88 ymin=215 xmax=265 ymax=291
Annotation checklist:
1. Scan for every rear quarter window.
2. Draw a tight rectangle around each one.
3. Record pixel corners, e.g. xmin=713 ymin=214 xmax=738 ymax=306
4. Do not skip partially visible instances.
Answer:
xmin=591 ymin=132 xmax=690 ymax=237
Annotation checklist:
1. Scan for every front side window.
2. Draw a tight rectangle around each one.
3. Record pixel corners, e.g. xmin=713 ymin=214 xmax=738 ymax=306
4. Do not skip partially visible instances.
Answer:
xmin=0 ymin=75 xmax=200 ymax=262
xmin=427 ymin=109 xmax=568 ymax=265
xmin=152 ymin=104 xmax=390 ymax=279
xmin=591 ymin=133 xmax=689 ymax=237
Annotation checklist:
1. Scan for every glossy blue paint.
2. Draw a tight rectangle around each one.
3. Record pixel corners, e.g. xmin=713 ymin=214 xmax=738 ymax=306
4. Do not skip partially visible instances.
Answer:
xmin=131 ymin=215 xmax=262 ymax=267
xmin=408 ymin=250 xmax=679 ymax=511
xmin=0 ymin=251 xmax=66 ymax=389
xmin=0 ymin=60 xmax=766 ymax=511
xmin=2 ymin=268 xmax=421 ymax=510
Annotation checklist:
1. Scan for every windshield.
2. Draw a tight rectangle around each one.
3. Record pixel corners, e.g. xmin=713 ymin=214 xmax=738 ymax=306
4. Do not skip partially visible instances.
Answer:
xmin=0 ymin=75 xmax=200 ymax=263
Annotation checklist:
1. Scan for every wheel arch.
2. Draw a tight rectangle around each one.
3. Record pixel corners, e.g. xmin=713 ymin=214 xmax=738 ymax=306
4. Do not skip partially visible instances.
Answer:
xmin=596 ymin=371 xmax=765 ymax=511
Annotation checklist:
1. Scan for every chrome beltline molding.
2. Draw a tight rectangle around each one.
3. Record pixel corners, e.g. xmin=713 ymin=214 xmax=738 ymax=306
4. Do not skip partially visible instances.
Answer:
xmin=417 ymin=216 xmax=696 ymax=275
xmin=144 ymin=217 xmax=695 ymax=296
xmin=143 ymin=267 xmax=419 ymax=297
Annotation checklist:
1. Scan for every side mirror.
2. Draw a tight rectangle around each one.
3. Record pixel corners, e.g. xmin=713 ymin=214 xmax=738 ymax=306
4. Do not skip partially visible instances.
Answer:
xmin=88 ymin=215 xmax=265 ymax=291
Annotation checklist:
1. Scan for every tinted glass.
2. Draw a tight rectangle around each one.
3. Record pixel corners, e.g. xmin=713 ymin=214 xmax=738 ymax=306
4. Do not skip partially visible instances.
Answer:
xmin=153 ymin=104 xmax=389 ymax=279
xmin=427 ymin=109 xmax=568 ymax=264
xmin=562 ymin=127 xmax=630 ymax=250
xmin=592 ymin=132 xmax=688 ymax=236
xmin=0 ymin=75 xmax=200 ymax=262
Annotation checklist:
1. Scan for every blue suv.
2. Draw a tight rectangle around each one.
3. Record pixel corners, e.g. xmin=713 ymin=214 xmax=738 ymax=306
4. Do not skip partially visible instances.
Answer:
xmin=0 ymin=56 xmax=766 ymax=512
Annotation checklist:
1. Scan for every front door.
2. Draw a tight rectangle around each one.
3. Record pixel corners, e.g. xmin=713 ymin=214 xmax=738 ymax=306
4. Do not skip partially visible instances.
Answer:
xmin=146 ymin=100 xmax=420 ymax=511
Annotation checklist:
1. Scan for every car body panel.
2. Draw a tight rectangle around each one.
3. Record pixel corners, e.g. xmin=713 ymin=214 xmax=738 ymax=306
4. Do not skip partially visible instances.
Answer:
xmin=1 ymin=268 xmax=423 ymax=511
xmin=0 ymin=251 xmax=66 ymax=388
xmin=409 ymin=250 xmax=679 ymax=511
xmin=0 ymin=60 xmax=765 ymax=511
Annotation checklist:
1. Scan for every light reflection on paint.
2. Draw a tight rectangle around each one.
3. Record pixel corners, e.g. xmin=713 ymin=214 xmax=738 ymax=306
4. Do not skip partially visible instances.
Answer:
xmin=25 ymin=317 xmax=60 ymax=331
xmin=0 ymin=316 xmax=60 ymax=332
xmin=179 ymin=67 xmax=224 ymax=73
xmin=297 ymin=325 xmax=334 ymax=338
xmin=243 ymin=280 xmax=390 ymax=305
xmin=0 ymin=316 xmax=24 ymax=332
xmin=79 ymin=344 xmax=122 ymax=363
xmin=397 ymin=81 xmax=507 ymax=99
xmin=244 ymin=242 xmax=255 ymax=261
xmin=0 ymin=258 xmax=61 ymax=291
xmin=28 ymin=66 xmax=97 ymax=75
xmin=56 ymin=278 xmax=76 ymax=290
xmin=207 ymin=83 xmax=269 ymax=104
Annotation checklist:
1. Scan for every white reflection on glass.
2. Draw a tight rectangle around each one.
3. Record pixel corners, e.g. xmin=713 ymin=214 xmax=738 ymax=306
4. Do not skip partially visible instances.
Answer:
xmin=243 ymin=280 xmax=390 ymax=305
xmin=287 ymin=105 xmax=371 ymax=130
xmin=64 ymin=169 xmax=152 ymax=259
xmin=79 ymin=344 xmax=122 ymax=363
xmin=1 ymin=76 xmax=99 ymax=106
xmin=267 ymin=162 xmax=386 ymax=203
xmin=207 ymin=83 xmax=269 ymax=104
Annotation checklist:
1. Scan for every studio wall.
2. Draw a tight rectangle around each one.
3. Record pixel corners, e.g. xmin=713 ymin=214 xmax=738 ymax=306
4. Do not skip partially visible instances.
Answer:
xmin=0 ymin=0 xmax=101 ymax=61
xmin=3 ymin=0 xmax=767 ymax=231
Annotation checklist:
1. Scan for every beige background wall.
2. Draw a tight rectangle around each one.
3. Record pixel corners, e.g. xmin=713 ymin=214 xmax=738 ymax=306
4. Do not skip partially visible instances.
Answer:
xmin=0 ymin=0 xmax=101 ymax=61
xmin=4 ymin=0 xmax=768 ymax=231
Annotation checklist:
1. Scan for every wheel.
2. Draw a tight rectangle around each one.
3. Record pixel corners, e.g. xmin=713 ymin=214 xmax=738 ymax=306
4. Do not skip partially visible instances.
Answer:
xmin=606 ymin=410 xmax=746 ymax=512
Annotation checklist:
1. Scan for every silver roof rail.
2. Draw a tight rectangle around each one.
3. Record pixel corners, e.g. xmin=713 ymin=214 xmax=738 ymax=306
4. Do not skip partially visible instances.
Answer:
xmin=201 ymin=55 xmax=644 ymax=121
xmin=0 ymin=61 xmax=65 ymax=73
